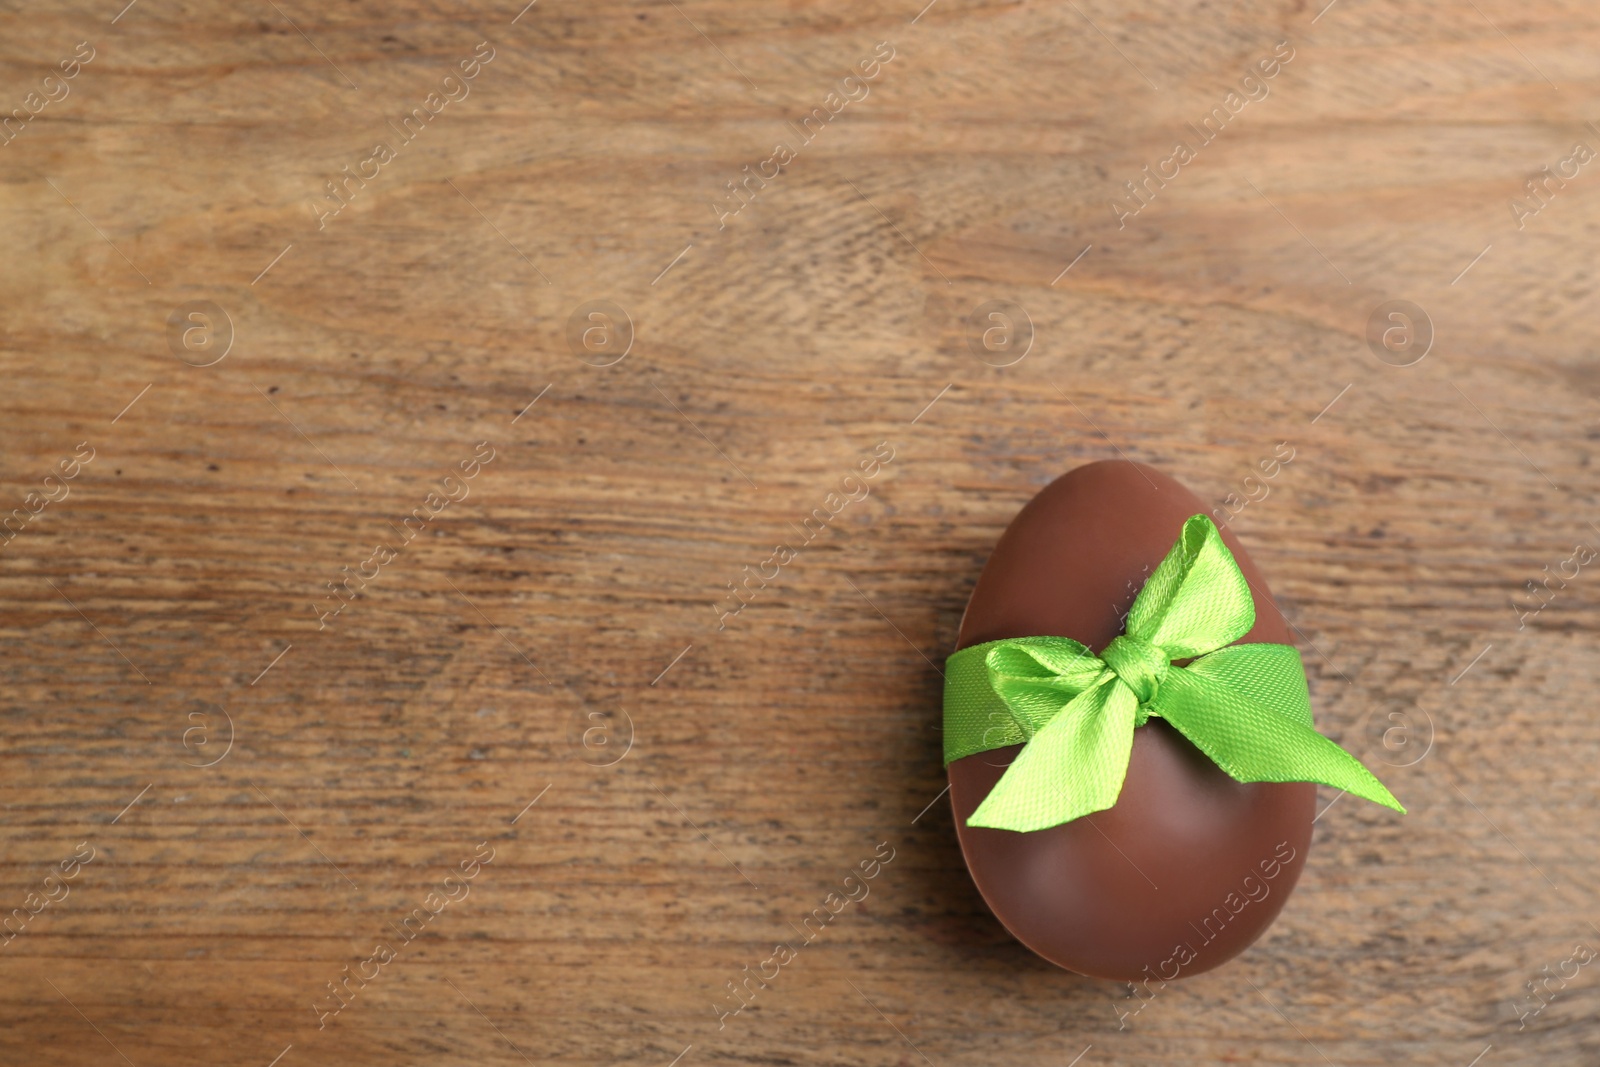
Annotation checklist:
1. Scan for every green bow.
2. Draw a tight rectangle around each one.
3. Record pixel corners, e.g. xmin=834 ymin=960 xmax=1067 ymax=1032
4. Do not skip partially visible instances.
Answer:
xmin=943 ymin=514 xmax=1403 ymax=832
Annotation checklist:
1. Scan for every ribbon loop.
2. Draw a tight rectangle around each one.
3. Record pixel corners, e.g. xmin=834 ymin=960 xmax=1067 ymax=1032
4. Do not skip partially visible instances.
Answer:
xmin=1127 ymin=515 xmax=1255 ymax=659
xmin=943 ymin=514 xmax=1404 ymax=832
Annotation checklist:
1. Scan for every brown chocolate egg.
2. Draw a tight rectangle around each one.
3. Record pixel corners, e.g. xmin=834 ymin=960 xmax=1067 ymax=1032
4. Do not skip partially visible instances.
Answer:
xmin=949 ymin=460 xmax=1316 ymax=982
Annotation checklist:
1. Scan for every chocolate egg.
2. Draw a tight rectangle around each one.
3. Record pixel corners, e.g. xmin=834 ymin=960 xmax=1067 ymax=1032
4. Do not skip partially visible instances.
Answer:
xmin=948 ymin=460 xmax=1315 ymax=981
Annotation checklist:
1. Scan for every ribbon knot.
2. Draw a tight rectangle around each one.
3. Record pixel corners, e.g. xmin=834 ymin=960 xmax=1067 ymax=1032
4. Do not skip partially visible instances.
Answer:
xmin=1099 ymin=634 xmax=1167 ymax=704
xmin=942 ymin=514 xmax=1404 ymax=833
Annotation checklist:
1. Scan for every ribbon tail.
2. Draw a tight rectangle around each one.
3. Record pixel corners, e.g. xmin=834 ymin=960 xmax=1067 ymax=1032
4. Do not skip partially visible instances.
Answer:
xmin=967 ymin=680 xmax=1138 ymax=832
xmin=1149 ymin=652 xmax=1404 ymax=813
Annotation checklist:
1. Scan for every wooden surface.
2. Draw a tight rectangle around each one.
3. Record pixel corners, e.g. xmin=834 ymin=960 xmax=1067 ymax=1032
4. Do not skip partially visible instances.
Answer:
xmin=2 ymin=0 xmax=1598 ymax=1063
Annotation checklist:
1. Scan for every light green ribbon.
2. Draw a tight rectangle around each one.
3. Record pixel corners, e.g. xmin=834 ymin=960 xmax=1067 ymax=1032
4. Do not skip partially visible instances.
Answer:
xmin=943 ymin=514 xmax=1403 ymax=832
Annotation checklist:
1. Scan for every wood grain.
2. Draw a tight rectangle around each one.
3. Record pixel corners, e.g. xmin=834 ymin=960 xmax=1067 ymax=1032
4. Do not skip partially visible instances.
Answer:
xmin=1 ymin=0 xmax=1598 ymax=1063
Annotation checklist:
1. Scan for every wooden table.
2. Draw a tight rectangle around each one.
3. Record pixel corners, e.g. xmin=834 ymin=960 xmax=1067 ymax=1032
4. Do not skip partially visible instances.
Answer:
xmin=2 ymin=1 xmax=1596 ymax=1063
